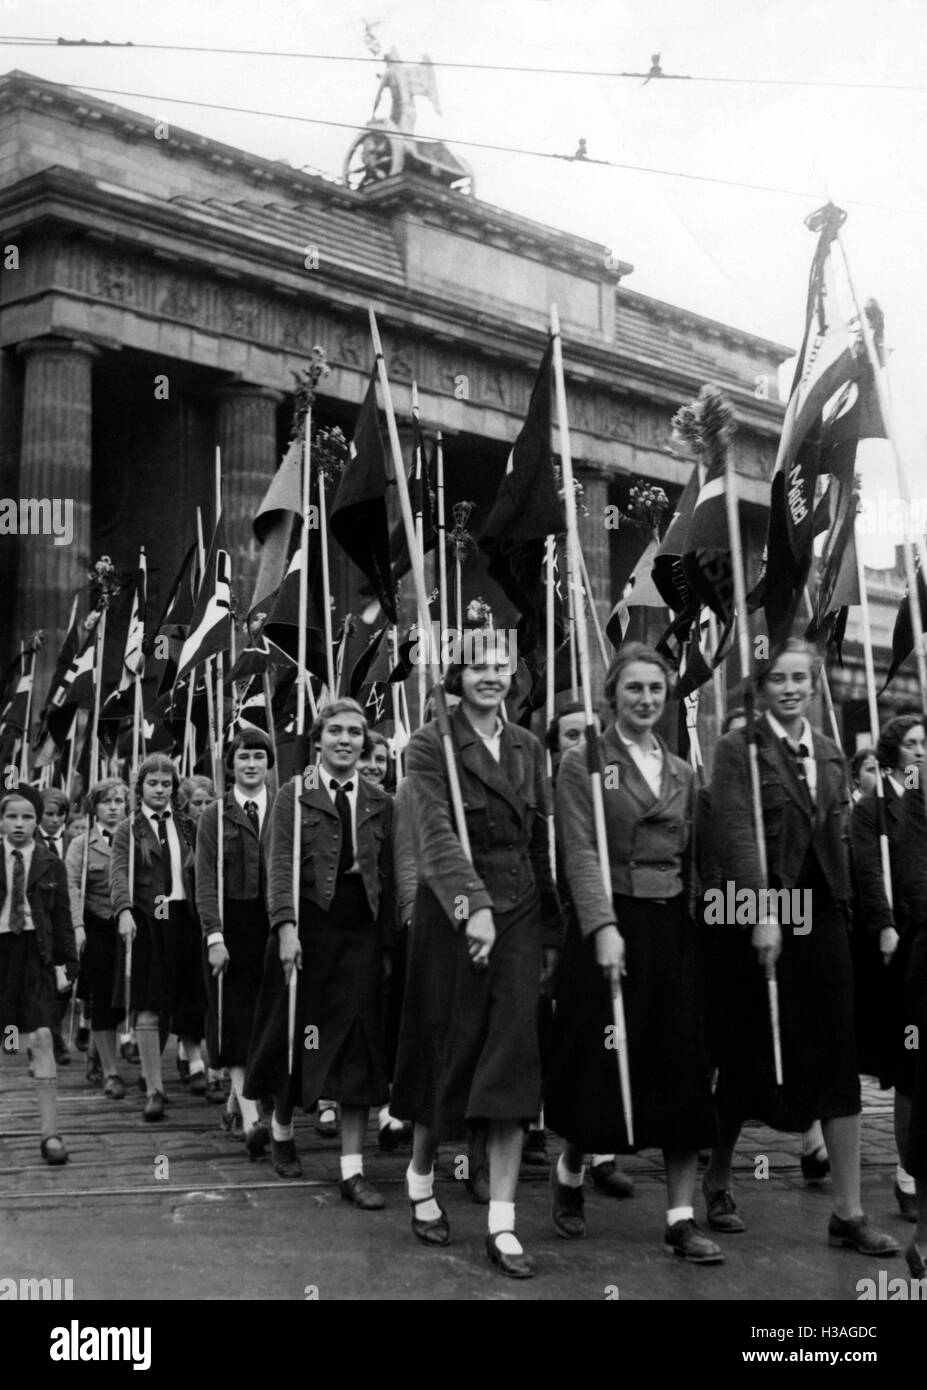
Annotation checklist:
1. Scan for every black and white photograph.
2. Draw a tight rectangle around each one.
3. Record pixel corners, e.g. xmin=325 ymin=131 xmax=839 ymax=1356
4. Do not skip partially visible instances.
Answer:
xmin=1 ymin=0 xmax=927 ymax=1344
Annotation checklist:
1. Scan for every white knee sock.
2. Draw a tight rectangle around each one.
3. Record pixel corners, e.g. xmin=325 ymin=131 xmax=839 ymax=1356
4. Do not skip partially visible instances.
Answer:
xmin=557 ymin=1154 xmax=585 ymax=1188
xmin=488 ymin=1201 xmax=522 ymax=1255
xmin=340 ymin=1153 xmax=363 ymax=1181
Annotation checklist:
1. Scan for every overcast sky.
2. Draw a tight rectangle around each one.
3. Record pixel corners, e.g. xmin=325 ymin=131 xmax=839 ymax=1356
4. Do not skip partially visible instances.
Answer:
xmin=4 ymin=0 xmax=925 ymax=565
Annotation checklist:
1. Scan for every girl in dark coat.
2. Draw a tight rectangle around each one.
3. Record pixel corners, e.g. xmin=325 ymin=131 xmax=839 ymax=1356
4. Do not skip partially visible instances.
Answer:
xmin=64 ymin=778 xmax=128 ymax=1098
xmin=546 ymin=643 xmax=720 ymax=1264
xmin=851 ymin=715 xmax=926 ymax=1221
xmin=244 ymin=699 xmax=395 ymax=1208
xmin=110 ymin=754 xmax=202 ymax=1119
xmin=391 ymin=630 xmax=562 ymax=1278
xmin=703 ymin=639 xmax=898 ymax=1257
xmin=196 ymin=728 xmax=275 ymax=1158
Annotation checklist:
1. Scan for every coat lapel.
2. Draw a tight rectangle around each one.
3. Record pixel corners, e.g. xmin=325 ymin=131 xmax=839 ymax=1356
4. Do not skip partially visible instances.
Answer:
xmin=600 ymin=727 xmax=658 ymax=816
xmin=298 ymin=782 xmax=339 ymax=820
xmin=453 ymin=708 xmax=527 ymax=819
xmin=758 ymin=722 xmax=813 ymax=821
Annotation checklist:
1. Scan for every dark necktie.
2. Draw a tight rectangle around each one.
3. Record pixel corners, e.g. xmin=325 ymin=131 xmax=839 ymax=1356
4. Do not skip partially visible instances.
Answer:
xmin=784 ymin=740 xmax=813 ymax=806
xmin=45 ymin=835 xmax=61 ymax=858
xmin=244 ymin=800 xmax=260 ymax=834
xmin=156 ymin=813 xmax=174 ymax=896
xmin=334 ymin=782 xmax=354 ymax=874
xmin=101 ymin=828 xmax=112 ymax=844
xmin=9 ymin=849 xmax=26 ymax=935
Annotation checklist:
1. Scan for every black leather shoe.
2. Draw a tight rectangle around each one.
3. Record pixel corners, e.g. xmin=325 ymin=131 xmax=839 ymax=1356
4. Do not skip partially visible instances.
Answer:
xmin=270 ymin=1139 xmax=303 ymax=1180
xmin=143 ymin=1091 xmax=166 ymax=1122
xmin=466 ymin=1164 xmax=490 ymax=1205
xmin=378 ymin=1119 xmax=412 ymax=1152
xmin=905 ymin=1238 xmax=926 ymax=1277
xmin=410 ymin=1199 xmax=450 ymax=1245
xmin=86 ymin=1058 xmax=104 ymax=1086
xmin=245 ymin=1121 xmax=270 ymax=1160
xmin=703 ymin=1181 xmax=746 ymax=1233
xmin=522 ymin=1130 xmax=548 ymax=1167
xmin=103 ymin=1075 xmax=126 ymax=1100
xmin=828 ymin=1213 xmax=900 ymax=1255
xmin=665 ymin=1218 xmax=724 ymax=1263
xmin=591 ymin=1159 xmax=635 ymax=1198
xmin=340 ymin=1174 xmax=385 ymax=1210
xmin=550 ymin=1164 xmax=586 ymax=1238
xmin=485 ymin=1232 xmax=536 ymax=1279
xmin=53 ymin=1034 xmax=70 ymax=1066
xmin=40 ymin=1135 xmax=69 ymax=1166
xmin=75 ymin=1026 xmax=90 ymax=1053
xmin=895 ymin=1183 xmax=918 ymax=1222
xmin=189 ymin=1070 xmax=207 ymax=1096
xmin=801 ymin=1146 xmax=830 ymax=1182
xmin=316 ymin=1104 xmax=340 ymax=1138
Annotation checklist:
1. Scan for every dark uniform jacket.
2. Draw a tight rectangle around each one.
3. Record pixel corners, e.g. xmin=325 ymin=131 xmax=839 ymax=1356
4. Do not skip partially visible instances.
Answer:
xmin=196 ymin=789 xmax=276 ymax=939
xmin=852 ymin=778 xmax=927 ymax=938
xmin=405 ymin=707 xmax=562 ymax=949
xmin=555 ymin=725 xmax=694 ymax=938
xmin=110 ymin=812 xmax=196 ymax=917
xmin=1 ymin=840 xmax=78 ymax=974
xmin=265 ymin=776 xmax=395 ymax=940
xmin=711 ymin=720 xmax=851 ymax=904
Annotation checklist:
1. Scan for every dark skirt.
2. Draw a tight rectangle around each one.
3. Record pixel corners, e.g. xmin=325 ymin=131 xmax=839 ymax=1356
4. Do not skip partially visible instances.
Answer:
xmin=82 ymin=909 xmax=124 ymax=1031
xmin=383 ymin=923 xmax=407 ymax=1080
xmin=709 ymin=894 xmax=861 ymax=1133
xmin=243 ymin=879 xmax=387 ymax=1111
xmin=851 ymin=925 xmax=917 ymax=1094
xmin=113 ymin=901 xmax=206 ymax=1039
xmin=203 ymin=896 xmax=269 ymax=1068
xmin=903 ymin=929 xmax=927 ymax=1177
xmin=546 ymin=895 xmax=716 ymax=1154
xmin=390 ymin=883 xmax=543 ymax=1141
xmin=0 ymin=932 xmax=59 ymax=1035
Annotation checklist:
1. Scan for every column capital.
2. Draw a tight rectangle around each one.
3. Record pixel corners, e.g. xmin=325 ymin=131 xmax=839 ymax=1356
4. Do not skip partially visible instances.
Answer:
xmin=213 ymin=378 xmax=284 ymax=406
xmin=15 ymin=335 xmax=102 ymax=362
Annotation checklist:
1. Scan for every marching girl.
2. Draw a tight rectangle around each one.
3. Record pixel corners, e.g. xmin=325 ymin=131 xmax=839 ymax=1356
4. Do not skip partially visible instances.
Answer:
xmin=244 ymin=699 xmax=395 ymax=1207
xmin=703 ymin=639 xmax=898 ymax=1256
xmin=851 ymin=714 xmax=926 ymax=1221
xmin=546 ymin=643 xmax=720 ymax=1263
xmin=391 ymin=623 xmax=562 ymax=1278
xmin=196 ymin=728 xmax=275 ymax=1158
xmin=110 ymin=753 xmax=205 ymax=1119
xmin=64 ymin=778 xmax=129 ymax=1099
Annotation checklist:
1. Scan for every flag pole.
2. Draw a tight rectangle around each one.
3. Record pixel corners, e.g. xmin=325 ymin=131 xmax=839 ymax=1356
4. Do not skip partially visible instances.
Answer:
xmin=544 ymin=536 xmax=558 ymax=881
xmin=714 ymin=388 xmax=781 ymax=1086
xmin=852 ymin=529 xmax=896 ymax=919
xmin=316 ymin=436 xmax=336 ymax=695
xmin=214 ymin=450 xmax=226 ymax=1056
xmin=89 ymin=607 xmax=107 ymax=788
xmin=551 ymin=303 xmax=633 ymax=1144
xmin=436 ymin=432 xmax=450 ymax=673
xmin=833 ymin=234 xmax=927 ymax=706
xmin=369 ymin=307 xmax=471 ymax=859
xmin=18 ymin=642 xmax=36 ymax=783
xmin=411 ymin=382 xmax=429 ymax=727
xmin=389 ymin=625 xmax=404 ymax=767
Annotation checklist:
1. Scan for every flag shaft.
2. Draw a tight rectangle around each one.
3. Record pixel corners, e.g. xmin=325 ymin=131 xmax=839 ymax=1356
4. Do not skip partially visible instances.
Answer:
xmin=18 ymin=646 xmax=35 ymax=782
xmin=544 ymin=536 xmax=557 ymax=880
xmin=834 ymin=234 xmax=927 ymax=706
xmin=551 ymin=302 xmax=632 ymax=1146
xmin=852 ymin=533 xmax=895 ymax=911
xmin=389 ymin=626 xmax=404 ymax=786
xmin=89 ymin=607 xmax=107 ymax=787
xmin=289 ymin=421 xmax=313 ymax=1077
xmin=436 ymin=433 xmax=449 ymax=673
xmin=316 ymin=444 xmax=336 ymax=693
xmin=369 ymin=306 xmax=471 ymax=859
xmin=576 ymin=541 xmax=610 ymax=670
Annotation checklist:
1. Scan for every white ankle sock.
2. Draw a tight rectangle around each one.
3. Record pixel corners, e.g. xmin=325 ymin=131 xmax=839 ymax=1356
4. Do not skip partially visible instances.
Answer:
xmin=271 ymin=1117 xmax=294 ymax=1142
xmin=406 ymin=1164 xmax=441 ymax=1220
xmin=378 ymin=1105 xmax=390 ymax=1127
xmin=340 ymin=1154 xmax=363 ymax=1181
xmin=897 ymin=1165 xmax=916 ymax=1194
xmin=557 ymin=1154 xmax=585 ymax=1188
xmin=488 ymin=1201 xmax=522 ymax=1255
xmin=667 ymin=1205 xmax=694 ymax=1226
xmin=591 ymin=1153 xmax=614 ymax=1166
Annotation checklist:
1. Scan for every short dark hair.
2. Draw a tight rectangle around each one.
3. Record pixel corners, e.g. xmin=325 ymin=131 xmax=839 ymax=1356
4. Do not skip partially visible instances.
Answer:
xmin=603 ymin=643 xmax=672 ymax=707
xmin=876 ymin=716 xmax=924 ymax=771
xmin=41 ymin=788 xmax=70 ymax=815
xmin=545 ymin=701 xmax=585 ymax=753
xmin=0 ymin=788 xmax=40 ymax=820
xmin=86 ymin=778 xmax=129 ymax=817
xmin=225 ymin=727 xmax=275 ymax=771
xmin=722 ymin=707 xmax=747 ymax=734
xmin=850 ymin=746 xmax=875 ymax=782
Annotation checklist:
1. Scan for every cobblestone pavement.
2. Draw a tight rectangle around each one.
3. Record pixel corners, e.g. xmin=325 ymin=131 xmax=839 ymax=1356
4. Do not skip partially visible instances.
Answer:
xmin=0 ymin=1051 xmax=915 ymax=1302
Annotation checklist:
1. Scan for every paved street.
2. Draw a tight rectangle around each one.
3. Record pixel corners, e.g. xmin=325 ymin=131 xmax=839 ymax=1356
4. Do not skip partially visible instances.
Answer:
xmin=0 ymin=1046 xmax=915 ymax=1303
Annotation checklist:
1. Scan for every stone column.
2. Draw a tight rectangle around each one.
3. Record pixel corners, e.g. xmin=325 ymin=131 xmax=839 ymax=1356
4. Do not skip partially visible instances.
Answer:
xmin=15 ymin=337 xmax=99 ymax=692
xmin=214 ymin=381 xmax=284 ymax=615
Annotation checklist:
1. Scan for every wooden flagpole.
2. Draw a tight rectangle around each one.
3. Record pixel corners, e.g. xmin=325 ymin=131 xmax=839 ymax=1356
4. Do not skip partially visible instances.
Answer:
xmin=411 ymin=382 xmax=429 ymax=728
xmin=551 ymin=303 xmax=633 ymax=1144
xmin=716 ymin=391 xmax=781 ymax=1085
xmin=369 ymin=307 xmax=471 ymax=860
xmin=18 ymin=642 xmax=34 ymax=784
xmin=544 ymin=536 xmax=558 ymax=880
xmin=436 ymin=432 xmax=450 ymax=673
xmin=214 ymin=449 xmax=226 ymax=1055
xmin=853 ymin=531 xmax=896 ymax=927
xmin=834 ymin=234 xmax=927 ymax=706
xmin=389 ymin=625 xmax=404 ymax=780
xmin=316 ymin=439 xmax=336 ymax=695
xmin=89 ymin=607 xmax=107 ymax=788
